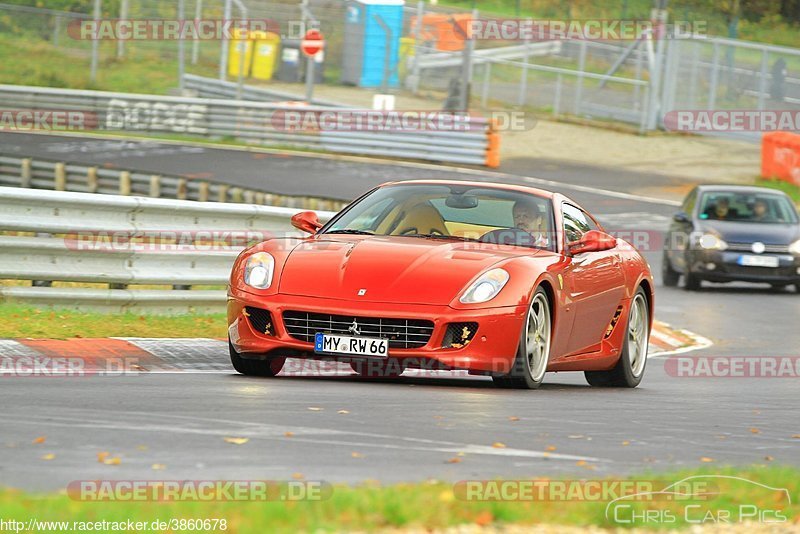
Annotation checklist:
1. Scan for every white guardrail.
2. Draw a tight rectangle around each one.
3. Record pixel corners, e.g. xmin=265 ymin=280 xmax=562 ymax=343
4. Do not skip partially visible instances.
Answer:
xmin=0 ymin=186 xmax=334 ymax=314
xmin=0 ymin=83 xmax=497 ymax=167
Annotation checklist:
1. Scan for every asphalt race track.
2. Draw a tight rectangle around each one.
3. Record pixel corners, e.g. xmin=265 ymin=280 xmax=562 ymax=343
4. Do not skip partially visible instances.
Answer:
xmin=2 ymin=131 xmax=800 ymax=492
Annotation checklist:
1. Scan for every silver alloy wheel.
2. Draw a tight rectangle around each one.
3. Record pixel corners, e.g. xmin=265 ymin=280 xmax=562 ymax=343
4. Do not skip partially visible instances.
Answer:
xmin=627 ymin=294 xmax=649 ymax=378
xmin=525 ymin=292 xmax=551 ymax=382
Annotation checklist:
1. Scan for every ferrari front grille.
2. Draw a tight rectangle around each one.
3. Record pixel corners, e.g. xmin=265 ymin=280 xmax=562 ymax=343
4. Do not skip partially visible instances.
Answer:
xmin=282 ymin=311 xmax=434 ymax=349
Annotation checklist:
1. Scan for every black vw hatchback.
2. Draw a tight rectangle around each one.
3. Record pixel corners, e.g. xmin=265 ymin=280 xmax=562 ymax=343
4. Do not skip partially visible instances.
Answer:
xmin=663 ymin=185 xmax=800 ymax=291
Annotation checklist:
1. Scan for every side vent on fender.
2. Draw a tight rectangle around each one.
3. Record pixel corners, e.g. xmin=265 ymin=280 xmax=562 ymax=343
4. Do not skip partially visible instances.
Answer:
xmin=604 ymin=306 xmax=624 ymax=339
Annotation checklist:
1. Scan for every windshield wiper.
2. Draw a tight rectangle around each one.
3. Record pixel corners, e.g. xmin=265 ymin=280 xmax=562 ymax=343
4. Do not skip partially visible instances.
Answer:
xmin=325 ymin=229 xmax=375 ymax=235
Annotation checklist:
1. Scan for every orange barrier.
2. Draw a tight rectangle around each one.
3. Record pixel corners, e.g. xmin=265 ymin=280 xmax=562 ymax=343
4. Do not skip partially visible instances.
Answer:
xmin=486 ymin=119 xmax=500 ymax=168
xmin=410 ymin=13 xmax=472 ymax=52
xmin=762 ymin=132 xmax=800 ymax=185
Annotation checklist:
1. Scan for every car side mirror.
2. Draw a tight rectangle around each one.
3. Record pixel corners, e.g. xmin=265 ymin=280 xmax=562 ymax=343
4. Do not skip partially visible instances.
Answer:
xmin=568 ymin=230 xmax=617 ymax=255
xmin=673 ymin=211 xmax=690 ymax=223
xmin=291 ymin=211 xmax=323 ymax=234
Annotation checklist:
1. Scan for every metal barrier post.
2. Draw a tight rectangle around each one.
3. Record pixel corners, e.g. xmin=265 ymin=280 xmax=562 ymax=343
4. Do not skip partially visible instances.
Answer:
xmin=20 ymin=158 xmax=31 ymax=188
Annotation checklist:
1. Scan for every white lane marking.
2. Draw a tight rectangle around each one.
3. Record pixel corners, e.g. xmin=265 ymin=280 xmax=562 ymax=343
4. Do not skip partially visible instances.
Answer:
xmin=647 ymin=330 xmax=714 ymax=358
xmin=8 ymin=131 xmax=682 ymax=207
xmin=6 ymin=410 xmax=606 ymax=463
xmin=649 ymin=328 xmax=684 ymax=348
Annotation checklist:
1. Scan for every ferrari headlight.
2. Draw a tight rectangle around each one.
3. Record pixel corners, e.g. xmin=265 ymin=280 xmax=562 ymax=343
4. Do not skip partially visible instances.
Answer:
xmin=696 ymin=233 xmax=728 ymax=251
xmin=790 ymin=239 xmax=800 ymax=255
xmin=244 ymin=252 xmax=275 ymax=289
xmin=459 ymin=268 xmax=510 ymax=304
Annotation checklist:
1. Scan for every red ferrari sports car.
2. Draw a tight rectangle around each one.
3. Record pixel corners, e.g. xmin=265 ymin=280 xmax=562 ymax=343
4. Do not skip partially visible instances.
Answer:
xmin=227 ymin=180 xmax=654 ymax=389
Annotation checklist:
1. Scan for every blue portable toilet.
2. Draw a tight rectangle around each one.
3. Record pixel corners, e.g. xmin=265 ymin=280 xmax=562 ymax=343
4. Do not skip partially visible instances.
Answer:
xmin=341 ymin=0 xmax=404 ymax=88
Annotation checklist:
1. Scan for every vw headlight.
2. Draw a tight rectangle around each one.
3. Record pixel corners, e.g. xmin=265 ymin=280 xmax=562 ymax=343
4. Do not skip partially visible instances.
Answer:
xmin=459 ymin=268 xmax=510 ymax=304
xmin=696 ymin=233 xmax=728 ymax=251
xmin=244 ymin=252 xmax=275 ymax=289
xmin=790 ymin=239 xmax=800 ymax=255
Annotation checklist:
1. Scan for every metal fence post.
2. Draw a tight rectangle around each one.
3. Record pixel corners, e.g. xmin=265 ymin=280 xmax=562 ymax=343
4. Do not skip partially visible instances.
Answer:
xmin=481 ymin=62 xmax=491 ymax=107
xmin=90 ymin=0 xmax=100 ymax=83
xmin=52 ymin=15 xmax=61 ymax=47
xmin=178 ymin=0 xmax=186 ymax=93
xmin=219 ymin=0 xmax=232 ymax=80
xmin=409 ymin=1 xmax=424 ymax=94
xmin=687 ymin=40 xmax=699 ymax=109
xmin=192 ymin=0 xmax=203 ymax=65
xmin=574 ymin=39 xmax=587 ymax=115
xmin=553 ymin=74 xmax=562 ymax=117
xmin=117 ymin=0 xmax=128 ymax=59
xmin=708 ymin=42 xmax=720 ymax=110
xmin=517 ymin=32 xmax=530 ymax=106
xmin=758 ymin=49 xmax=768 ymax=110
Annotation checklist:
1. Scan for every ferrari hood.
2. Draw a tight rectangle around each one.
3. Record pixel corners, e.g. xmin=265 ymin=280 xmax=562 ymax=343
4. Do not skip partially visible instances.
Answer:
xmin=278 ymin=236 xmax=537 ymax=305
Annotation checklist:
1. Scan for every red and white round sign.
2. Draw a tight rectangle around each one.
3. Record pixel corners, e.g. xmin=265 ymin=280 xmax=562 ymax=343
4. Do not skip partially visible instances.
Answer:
xmin=300 ymin=29 xmax=325 ymax=57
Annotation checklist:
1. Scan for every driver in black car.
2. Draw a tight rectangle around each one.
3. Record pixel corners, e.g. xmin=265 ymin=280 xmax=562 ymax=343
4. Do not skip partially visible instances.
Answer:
xmin=704 ymin=197 xmax=736 ymax=220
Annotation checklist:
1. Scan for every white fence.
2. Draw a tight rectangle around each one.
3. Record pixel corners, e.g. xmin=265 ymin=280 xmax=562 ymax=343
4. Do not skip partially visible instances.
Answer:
xmin=0 ymin=187 xmax=334 ymax=314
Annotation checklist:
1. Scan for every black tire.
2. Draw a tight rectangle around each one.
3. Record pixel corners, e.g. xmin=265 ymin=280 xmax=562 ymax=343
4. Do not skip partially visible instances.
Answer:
xmin=661 ymin=251 xmax=680 ymax=287
xmin=684 ymin=271 xmax=701 ymax=291
xmin=585 ymin=287 xmax=649 ymax=388
xmin=229 ymin=341 xmax=285 ymax=377
xmin=795 ymin=283 xmax=800 ymax=294
xmin=350 ymin=359 xmax=404 ymax=378
xmin=770 ymin=283 xmax=789 ymax=292
xmin=492 ymin=287 xmax=551 ymax=390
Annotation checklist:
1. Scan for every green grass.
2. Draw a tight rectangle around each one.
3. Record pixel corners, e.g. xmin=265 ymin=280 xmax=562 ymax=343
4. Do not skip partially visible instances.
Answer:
xmin=757 ymin=177 xmax=800 ymax=203
xmin=0 ymin=303 xmax=225 ymax=339
xmin=0 ymin=33 xmax=217 ymax=94
xmin=0 ymin=466 xmax=797 ymax=532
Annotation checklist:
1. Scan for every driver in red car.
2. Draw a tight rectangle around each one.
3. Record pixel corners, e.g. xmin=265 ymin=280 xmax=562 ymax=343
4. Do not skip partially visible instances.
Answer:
xmin=513 ymin=198 xmax=549 ymax=248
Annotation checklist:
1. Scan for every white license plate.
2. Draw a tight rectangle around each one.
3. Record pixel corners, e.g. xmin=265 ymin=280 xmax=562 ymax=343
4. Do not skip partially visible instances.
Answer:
xmin=738 ymin=255 xmax=779 ymax=268
xmin=314 ymin=333 xmax=388 ymax=357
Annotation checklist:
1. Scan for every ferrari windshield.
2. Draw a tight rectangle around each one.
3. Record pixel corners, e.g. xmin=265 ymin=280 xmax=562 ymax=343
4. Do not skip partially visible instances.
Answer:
xmin=698 ymin=191 xmax=799 ymax=224
xmin=323 ymin=183 xmax=556 ymax=251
